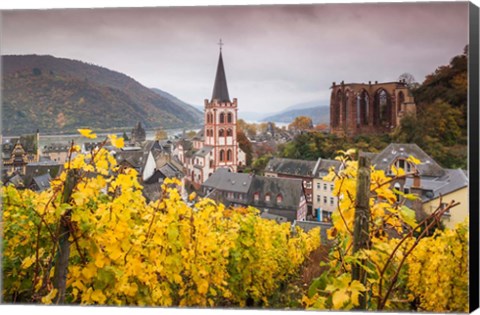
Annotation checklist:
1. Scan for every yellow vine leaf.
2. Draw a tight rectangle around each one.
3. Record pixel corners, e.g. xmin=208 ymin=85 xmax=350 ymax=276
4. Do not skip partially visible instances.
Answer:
xmin=78 ymin=128 xmax=97 ymax=139
xmin=390 ymin=165 xmax=405 ymax=176
xmin=41 ymin=289 xmax=58 ymax=304
xmin=407 ymin=155 xmax=421 ymax=165
xmin=108 ymin=134 xmax=125 ymax=148
xmin=332 ymin=289 xmax=349 ymax=309
xmin=21 ymin=255 xmax=35 ymax=269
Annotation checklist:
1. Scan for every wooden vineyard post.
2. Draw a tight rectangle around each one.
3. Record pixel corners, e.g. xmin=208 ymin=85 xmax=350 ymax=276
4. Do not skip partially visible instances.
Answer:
xmin=352 ymin=155 xmax=371 ymax=309
xmin=53 ymin=169 xmax=77 ymax=304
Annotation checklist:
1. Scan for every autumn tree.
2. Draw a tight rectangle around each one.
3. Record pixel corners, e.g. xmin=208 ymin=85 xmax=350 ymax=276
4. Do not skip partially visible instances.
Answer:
xmin=398 ymin=73 xmax=419 ymax=90
xmin=237 ymin=129 xmax=253 ymax=166
xmin=288 ymin=116 xmax=313 ymax=131
xmin=155 ymin=128 xmax=168 ymax=141
xmin=237 ymin=119 xmax=257 ymax=138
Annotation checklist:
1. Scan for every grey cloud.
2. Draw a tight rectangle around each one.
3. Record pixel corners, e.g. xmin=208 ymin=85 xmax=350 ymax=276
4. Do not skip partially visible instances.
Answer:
xmin=1 ymin=2 xmax=469 ymax=114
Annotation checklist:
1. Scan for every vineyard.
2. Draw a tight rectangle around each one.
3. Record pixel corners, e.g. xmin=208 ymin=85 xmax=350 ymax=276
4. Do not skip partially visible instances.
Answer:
xmin=1 ymin=132 xmax=469 ymax=311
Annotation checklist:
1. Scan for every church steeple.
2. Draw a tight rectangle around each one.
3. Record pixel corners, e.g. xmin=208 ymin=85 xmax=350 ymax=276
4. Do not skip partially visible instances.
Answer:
xmin=211 ymin=39 xmax=230 ymax=103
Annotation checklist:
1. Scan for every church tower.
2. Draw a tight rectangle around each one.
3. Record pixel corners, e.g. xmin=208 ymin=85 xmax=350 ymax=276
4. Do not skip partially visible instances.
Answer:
xmin=204 ymin=41 xmax=238 ymax=172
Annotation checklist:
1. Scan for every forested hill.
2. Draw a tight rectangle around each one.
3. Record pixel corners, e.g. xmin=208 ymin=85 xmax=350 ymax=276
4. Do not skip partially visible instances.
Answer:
xmin=393 ymin=46 xmax=468 ymax=168
xmin=2 ymin=55 xmax=203 ymax=136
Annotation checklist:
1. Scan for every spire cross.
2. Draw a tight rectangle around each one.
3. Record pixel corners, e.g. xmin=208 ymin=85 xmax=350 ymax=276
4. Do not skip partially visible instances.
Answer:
xmin=218 ymin=38 xmax=224 ymax=51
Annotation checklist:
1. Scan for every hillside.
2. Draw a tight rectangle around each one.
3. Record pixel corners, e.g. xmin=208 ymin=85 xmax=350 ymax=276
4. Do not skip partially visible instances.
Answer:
xmin=150 ymin=88 xmax=203 ymax=122
xmin=261 ymin=105 xmax=329 ymax=125
xmin=2 ymin=55 xmax=203 ymax=135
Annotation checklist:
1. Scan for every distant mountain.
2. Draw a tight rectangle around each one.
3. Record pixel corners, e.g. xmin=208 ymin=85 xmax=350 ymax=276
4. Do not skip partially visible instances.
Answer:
xmin=281 ymin=100 xmax=326 ymax=112
xmin=261 ymin=104 xmax=330 ymax=125
xmin=150 ymin=88 xmax=203 ymax=122
xmin=2 ymin=55 xmax=203 ymax=136
xmin=238 ymin=111 xmax=269 ymax=122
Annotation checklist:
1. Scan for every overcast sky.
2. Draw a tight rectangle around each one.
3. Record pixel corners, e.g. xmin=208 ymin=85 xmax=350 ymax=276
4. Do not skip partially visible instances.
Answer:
xmin=1 ymin=1 xmax=469 ymax=114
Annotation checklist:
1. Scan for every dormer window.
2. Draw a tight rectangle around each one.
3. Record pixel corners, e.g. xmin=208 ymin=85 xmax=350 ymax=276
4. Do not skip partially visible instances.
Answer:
xmin=394 ymin=157 xmax=414 ymax=173
xmin=276 ymin=194 xmax=283 ymax=203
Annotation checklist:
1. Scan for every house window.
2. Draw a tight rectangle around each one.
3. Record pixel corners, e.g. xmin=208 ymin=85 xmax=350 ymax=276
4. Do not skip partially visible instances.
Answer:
xmin=276 ymin=194 xmax=283 ymax=203
xmin=305 ymin=181 xmax=312 ymax=189
xmin=219 ymin=112 xmax=225 ymax=123
xmin=317 ymin=195 xmax=321 ymax=202
xmin=322 ymin=211 xmax=332 ymax=222
xmin=323 ymin=196 xmax=327 ymax=204
xmin=317 ymin=182 xmax=320 ymax=189
xmin=227 ymin=112 xmax=233 ymax=123
xmin=254 ymin=192 xmax=260 ymax=201
xmin=330 ymin=184 xmax=334 ymax=191
xmin=330 ymin=197 xmax=334 ymax=205
xmin=394 ymin=182 xmax=401 ymax=201
xmin=395 ymin=158 xmax=414 ymax=173
xmin=219 ymin=129 xmax=225 ymax=137
xmin=227 ymin=128 xmax=233 ymax=137
xmin=209 ymin=160 xmax=213 ymax=168
xmin=227 ymin=192 xmax=234 ymax=199
xmin=323 ymin=183 xmax=327 ymax=190
xmin=404 ymin=187 xmax=410 ymax=194
xmin=265 ymin=193 xmax=271 ymax=202
xmin=440 ymin=202 xmax=451 ymax=216
xmin=307 ymin=194 xmax=312 ymax=202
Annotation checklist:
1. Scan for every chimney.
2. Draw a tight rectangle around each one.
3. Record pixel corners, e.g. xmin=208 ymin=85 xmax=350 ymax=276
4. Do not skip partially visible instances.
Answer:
xmin=412 ymin=174 xmax=421 ymax=188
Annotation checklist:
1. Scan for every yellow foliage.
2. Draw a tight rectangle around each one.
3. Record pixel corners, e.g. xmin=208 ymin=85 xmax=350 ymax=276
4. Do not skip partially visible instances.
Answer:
xmin=77 ymin=128 xmax=97 ymax=139
xmin=1 ymin=138 xmax=320 ymax=307
xmin=304 ymin=150 xmax=468 ymax=312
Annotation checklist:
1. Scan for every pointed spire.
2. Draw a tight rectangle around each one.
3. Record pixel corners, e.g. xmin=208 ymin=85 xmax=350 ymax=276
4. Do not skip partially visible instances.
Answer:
xmin=211 ymin=40 xmax=230 ymax=103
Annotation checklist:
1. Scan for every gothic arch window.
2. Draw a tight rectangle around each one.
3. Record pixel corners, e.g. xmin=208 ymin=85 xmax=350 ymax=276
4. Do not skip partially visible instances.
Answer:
xmin=219 ymin=129 xmax=225 ymax=137
xmin=332 ymin=90 xmax=342 ymax=127
xmin=219 ymin=112 xmax=225 ymax=124
xmin=343 ymin=90 xmax=351 ymax=127
xmin=374 ymin=89 xmax=391 ymax=127
xmin=227 ymin=149 xmax=232 ymax=161
xmin=265 ymin=193 xmax=271 ymax=202
xmin=219 ymin=150 xmax=225 ymax=162
xmin=397 ymin=91 xmax=405 ymax=113
xmin=226 ymin=128 xmax=233 ymax=137
xmin=227 ymin=112 xmax=233 ymax=123
xmin=356 ymin=90 xmax=369 ymax=126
